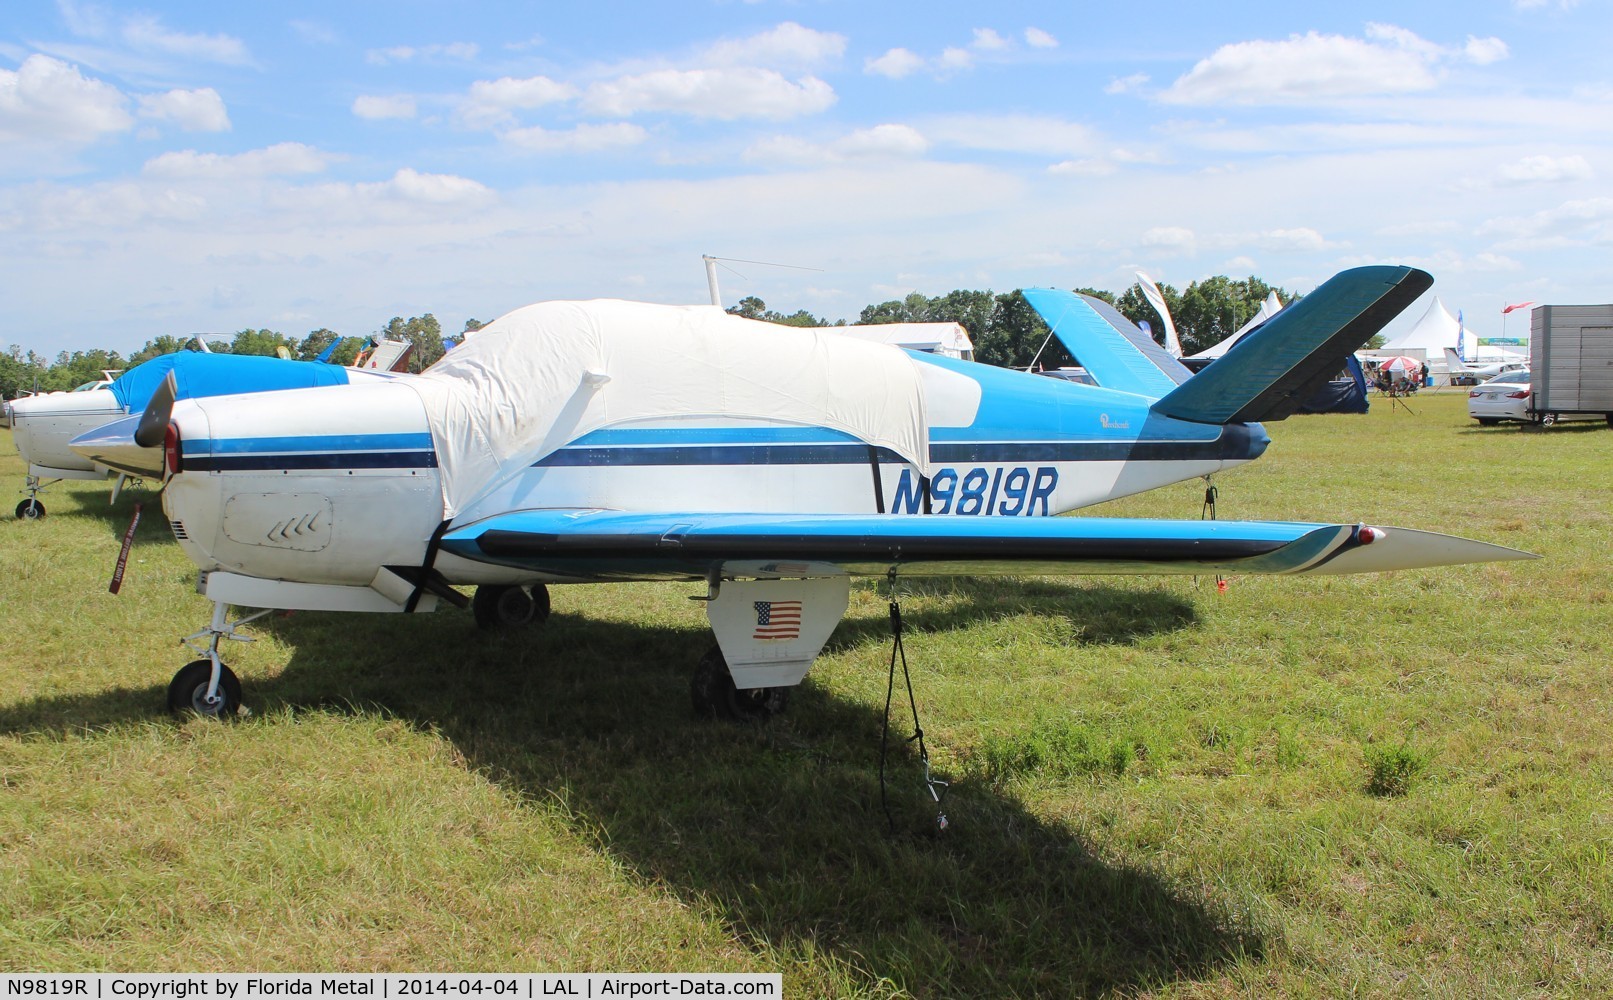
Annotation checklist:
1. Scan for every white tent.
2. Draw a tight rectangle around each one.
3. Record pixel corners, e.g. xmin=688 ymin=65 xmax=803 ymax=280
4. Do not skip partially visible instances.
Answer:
xmin=1377 ymin=297 xmax=1526 ymax=363
xmin=1186 ymin=291 xmax=1284 ymax=360
xmin=832 ymin=322 xmax=974 ymax=360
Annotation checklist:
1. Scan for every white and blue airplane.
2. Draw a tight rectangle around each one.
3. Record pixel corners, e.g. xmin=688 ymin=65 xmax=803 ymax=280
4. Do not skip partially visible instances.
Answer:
xmin=6 ymin=351 xmax=396 ymax=518
xmin=75 ymin=265 xmax=1532 ymax=719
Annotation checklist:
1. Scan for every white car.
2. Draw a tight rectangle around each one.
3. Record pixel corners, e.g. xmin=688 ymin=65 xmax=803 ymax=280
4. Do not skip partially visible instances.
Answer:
xmin=1467 ymin=370 xmax=1532 ymax=425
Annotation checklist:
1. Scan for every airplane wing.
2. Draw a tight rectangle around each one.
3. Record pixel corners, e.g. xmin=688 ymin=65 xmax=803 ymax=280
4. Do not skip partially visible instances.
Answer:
xmin=438 ymin=508 xmax=1534 ymax=581
xmin=1021 ymin=288 xmax=1190 ymax=398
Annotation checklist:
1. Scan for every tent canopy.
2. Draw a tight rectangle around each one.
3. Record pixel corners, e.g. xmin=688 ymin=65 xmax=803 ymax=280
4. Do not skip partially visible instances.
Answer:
xmin=832 ymin=322 xmax=974 ymax=359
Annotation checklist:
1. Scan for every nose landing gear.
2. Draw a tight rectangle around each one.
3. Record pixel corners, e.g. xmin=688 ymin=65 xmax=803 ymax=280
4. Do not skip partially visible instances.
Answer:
xmin=171 ymin=601 xmax=268 ymax=718
xmin=15 ymin=475 xmax=54 ymax=519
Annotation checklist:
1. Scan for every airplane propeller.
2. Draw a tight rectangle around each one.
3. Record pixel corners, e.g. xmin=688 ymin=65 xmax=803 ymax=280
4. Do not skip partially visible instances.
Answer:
xmin=133 ymin=372 xmax=178 ymax=448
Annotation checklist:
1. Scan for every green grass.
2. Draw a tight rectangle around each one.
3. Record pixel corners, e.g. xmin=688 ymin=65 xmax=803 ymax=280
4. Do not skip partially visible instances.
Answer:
xmin=2 ymin=391 xmax=1611 ymax=996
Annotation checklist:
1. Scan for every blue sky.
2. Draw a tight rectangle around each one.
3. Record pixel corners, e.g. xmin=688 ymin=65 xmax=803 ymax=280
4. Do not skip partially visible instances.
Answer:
xmin=2 ymin=0 xmax=1607 ymax=355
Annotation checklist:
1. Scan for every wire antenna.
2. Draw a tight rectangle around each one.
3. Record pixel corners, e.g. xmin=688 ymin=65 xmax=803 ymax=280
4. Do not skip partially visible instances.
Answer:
xmin=702 ymin=254 xmax=825 ymax=308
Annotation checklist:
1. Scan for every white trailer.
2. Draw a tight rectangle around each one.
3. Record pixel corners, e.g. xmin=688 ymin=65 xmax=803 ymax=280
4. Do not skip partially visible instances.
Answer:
xmin=1530 ymin=305 xmax=1613 ymax=427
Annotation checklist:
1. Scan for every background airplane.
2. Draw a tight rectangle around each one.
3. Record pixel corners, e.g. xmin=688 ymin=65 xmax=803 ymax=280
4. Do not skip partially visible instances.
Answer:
xmin=1442 ymin=348 xmax=1526 ymax=386
xmin=76 ymin=265 xmax=1532 ymax=720
xmin=5 ymin=351 xmax=397 ymax=518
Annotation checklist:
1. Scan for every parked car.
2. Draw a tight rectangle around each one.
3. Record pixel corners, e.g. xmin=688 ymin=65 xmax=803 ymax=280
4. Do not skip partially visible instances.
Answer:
xmin=1468 ymin=370 xmax=1532 ymax=425
xmin=1468 ymin=369 xmax=1605 ymax=427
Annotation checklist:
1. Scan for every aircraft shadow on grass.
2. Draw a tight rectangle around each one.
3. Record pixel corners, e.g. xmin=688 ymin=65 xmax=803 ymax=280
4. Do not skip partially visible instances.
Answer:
xmin=55 ymin=485 xmax=175 ymax=550
xmin=1 ymin=582 xmax=1253 ymax=996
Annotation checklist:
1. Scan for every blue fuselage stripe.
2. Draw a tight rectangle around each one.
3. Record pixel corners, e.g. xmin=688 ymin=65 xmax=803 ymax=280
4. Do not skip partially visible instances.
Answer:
xmin=190 ymin=432 xmax=435 ymax=455
xmin=185 ymin=451 xmax=438 ymax=471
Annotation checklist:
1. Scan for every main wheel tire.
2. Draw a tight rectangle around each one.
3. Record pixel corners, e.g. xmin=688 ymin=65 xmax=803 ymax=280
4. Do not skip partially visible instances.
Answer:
xmin=15 ymin=499 xmax=44 ymax=519
xmin=167 ymin=659 xmax=243 ymax=718
xmin=690 ymin=646 xmax=789 ymax=722
xmin=1541 ymin=412 xmax=1558 ymax=427
xmin=473 ymin=584 xmax=550 ymax=630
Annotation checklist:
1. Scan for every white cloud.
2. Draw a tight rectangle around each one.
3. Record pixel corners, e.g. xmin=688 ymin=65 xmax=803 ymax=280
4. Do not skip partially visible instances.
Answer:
xmin=1223 ymin=255 xmax=1259 ymax=272
xmin=865 ymin=48 xmax=924 ymax=79
xmin=0 ymin=54 xmax=131 ymax=144
xmin=1159 ymin=24 xmax=1501 ymax=105
xmin=745 ymin=124 xmax=929 ymax=166
xmin=373 ymin=168 xmax=493 ymax=205
xmin=1480 ymin=196 xmax=1613 ymax=242
xmin=1496 ymin=154 xmax=1593 ymax=184
xmin=938 ymin=47 xmax=973 ymax=71
xmin=923 ymin=114 xmax=1101 ymax=157
xmin=581 ymin=68 xmax=834 ymax=120
xmin=367 ymin=42 xmax=478 ymax=66
xmin=136 ymin=87 xmax=229 ymax=131
xmin=1025 ymin=28 xmax=1058 ymax=49
xmin=1140 ymin=226 xmax=1197 ymax=256
xmin=460 ymin=75 xmax=576 ymax=128
xmin=122 ymin=15 xmax=251 ymax=65
xmin=1048 ymin=159 xmax=1116 ymax=176
xmin=1250 ymin=227 xmax=1329 ymax=251
xmin=1105 ymin=73 xmax=1149 ymax=95
xmin=352 ymin=94 xmax=417 ymax=120
xmin=469 ymin=75 xmax=576 ymax=110
xmin=503 ymin=122 xmax=648 ymax=154
xmin=290 ymin=20 xmax=337 ymax=45
xmin=834 ymin=124 xmax=930 ymax=158
xmin=1464 ymin=36 xmax=1509 ymax=65
xmin=972 ymin=28 xmax=1010 ymax=51
xmin=143 ymin=142 xmax=330 ymax=179
xmin=701 ymin=22 xmax=846 ymax=70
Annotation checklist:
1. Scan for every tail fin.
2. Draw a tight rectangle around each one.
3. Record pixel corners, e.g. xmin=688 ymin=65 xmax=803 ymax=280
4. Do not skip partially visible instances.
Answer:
xmin=1442 ymin=347 xmax=1468 ymax=372
xmin=1150 ymin=265 xmax=1432 ymax=425
xmin=1021 ymin=288 xmax=1192 ymax=398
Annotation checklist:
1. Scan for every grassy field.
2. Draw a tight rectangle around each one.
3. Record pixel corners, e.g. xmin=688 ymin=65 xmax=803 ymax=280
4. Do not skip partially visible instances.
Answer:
xmin=1 ymin=391 xmax=1609 ymax=996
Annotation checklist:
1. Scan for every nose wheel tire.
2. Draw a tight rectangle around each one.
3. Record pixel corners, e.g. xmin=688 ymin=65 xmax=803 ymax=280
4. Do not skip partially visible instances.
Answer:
xmin=473 ymin=583 xmax=552 ymax=630
xmin=167 ymin=659 xmax=243 ymax=718
xmin=15 ymin=499 xmax=44 ymax=519
xmin=690 ymin=646 xmax=790 ymax=722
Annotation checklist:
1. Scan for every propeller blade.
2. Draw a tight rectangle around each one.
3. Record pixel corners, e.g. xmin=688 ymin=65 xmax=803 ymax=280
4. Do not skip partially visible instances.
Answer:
xmin=133 ymin=371 xmax=178 ymax=448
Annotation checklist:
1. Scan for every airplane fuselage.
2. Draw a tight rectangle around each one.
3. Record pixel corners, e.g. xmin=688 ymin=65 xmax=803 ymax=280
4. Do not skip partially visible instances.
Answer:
xmin=158 ymin=351 xmax=1268 ymax=591
xmin=5 ymin=387 xmax=123 ymax=479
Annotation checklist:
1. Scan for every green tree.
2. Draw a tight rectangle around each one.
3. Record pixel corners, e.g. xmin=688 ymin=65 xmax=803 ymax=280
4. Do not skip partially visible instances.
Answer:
xmin=39 ymin=349 xmax=127 ymax=391
xmin=296 ymin=328 xmax=342 ymax=362
xmin=0 ymin=345 xmax=43 ymax=399
xmin=724 ymin=297 xmax=830 ymax=327
xmin=129 ymin=334 xmax=194 ymax=366
xmin=230 ymin=328 xmax=299 ymax=357
xmin=379 ymin=314 xmax=445 ymax=372
xmin=977 ymin=291 xmax=1069 ymax=370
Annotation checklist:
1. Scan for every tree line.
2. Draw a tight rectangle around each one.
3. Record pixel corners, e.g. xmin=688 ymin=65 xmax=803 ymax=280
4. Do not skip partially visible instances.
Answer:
xmin=726 ymin=273 xmax=1297 ymax=369
xmin=0 ymin=314 xmax=482 ymax=399
xmin=2 ymin=274 xmax=1298 ymax=399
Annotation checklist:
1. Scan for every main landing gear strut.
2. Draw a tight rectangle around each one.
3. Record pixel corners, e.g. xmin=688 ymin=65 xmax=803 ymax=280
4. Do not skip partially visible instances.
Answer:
xmin=170 ymin=602 xmax=268 ymax=718
xmin=690 ymin=645 xmax=790 ymax=722
xmin=471 ymin=583 xmax=552 ymax=630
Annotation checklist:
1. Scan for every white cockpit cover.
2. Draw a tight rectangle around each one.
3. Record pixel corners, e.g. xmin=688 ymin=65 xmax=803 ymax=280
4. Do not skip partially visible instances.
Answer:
xmin=409 ymin=300 xmax=932 ymax=518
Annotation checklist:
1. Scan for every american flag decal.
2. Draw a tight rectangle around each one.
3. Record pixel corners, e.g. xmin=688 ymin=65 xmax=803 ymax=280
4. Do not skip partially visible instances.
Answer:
xmin=753 ymin=599 xmax=803 ymax=640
